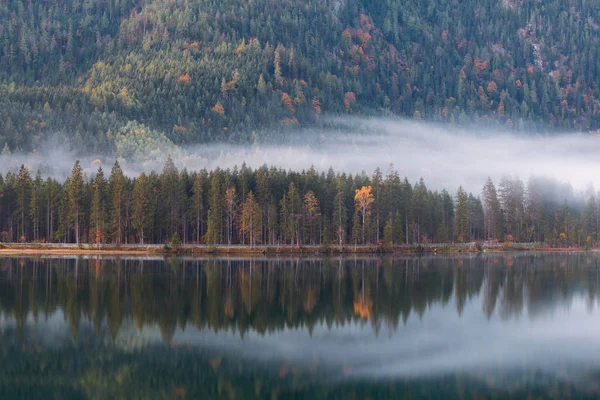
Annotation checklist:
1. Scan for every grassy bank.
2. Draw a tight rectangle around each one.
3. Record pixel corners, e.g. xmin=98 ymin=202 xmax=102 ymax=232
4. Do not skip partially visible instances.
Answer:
xmin=0 ymin=242 xmax=562 ymax=256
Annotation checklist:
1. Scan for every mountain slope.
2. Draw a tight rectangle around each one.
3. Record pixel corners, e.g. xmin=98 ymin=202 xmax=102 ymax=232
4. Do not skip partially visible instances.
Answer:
xmin=1 ymin=0 xmax=600 ymax=153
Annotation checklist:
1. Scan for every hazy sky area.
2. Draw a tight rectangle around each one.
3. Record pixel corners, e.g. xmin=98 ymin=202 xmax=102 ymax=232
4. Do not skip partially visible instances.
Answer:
xmin=2 ymin=118 xmax=600 ymax=194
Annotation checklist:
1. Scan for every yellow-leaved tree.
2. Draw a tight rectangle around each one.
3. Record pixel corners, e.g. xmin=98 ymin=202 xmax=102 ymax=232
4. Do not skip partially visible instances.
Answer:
xmin=240 ymin=191 xmax=262 ymax=247
xmin=303 ymin=191 xmax=319 ymax=245
xmin=354 ymin=186 xmax=374 ymax=244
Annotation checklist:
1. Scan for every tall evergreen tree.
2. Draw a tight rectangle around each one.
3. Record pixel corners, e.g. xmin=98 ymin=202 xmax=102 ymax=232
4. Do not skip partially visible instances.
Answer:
xmin=68 ymin=160 xmax=84 ymax=244
xmin=16 ymin=165 xmax=31 ymax=241
xmin=205 ymin=171 xmax=223 ymax=245
xmin=132 ymin=173 xmax=153 ymax=244
xmin=455 ymin=186 xmax=470 ymax=243
xmin=90 ymin=166 xmax=106 ymax=246
xmin=109 ymin=160 xmax=125 ymax=244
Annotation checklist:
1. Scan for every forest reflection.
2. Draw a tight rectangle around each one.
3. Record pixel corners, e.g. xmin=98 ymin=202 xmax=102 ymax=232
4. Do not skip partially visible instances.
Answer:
xmin=1 ymin=253 xmax=599 ymax=343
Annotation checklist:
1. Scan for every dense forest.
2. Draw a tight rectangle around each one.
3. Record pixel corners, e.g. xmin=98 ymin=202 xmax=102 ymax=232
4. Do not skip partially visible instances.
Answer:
xmin=1 ymin=0 xmax=600 ymax=153
xmin=0 ymin=158 xmax=597 ymax=247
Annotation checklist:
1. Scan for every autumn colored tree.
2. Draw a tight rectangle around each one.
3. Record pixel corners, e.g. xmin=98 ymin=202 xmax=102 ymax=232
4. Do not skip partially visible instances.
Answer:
xmin=240 ymin=191 xmax=262 ymax=247
xmin=344 ymin=92 xmax=357 ymax=111
xmin=303 ymin=191 xmax=320 ymax=245
xmin=354 ymin=186 xmax=374 ymax=244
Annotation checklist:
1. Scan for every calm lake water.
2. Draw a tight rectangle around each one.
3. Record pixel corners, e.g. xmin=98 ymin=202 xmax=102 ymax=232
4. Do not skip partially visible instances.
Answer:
xmin=2 ymin=253 xmax=600 ymax=399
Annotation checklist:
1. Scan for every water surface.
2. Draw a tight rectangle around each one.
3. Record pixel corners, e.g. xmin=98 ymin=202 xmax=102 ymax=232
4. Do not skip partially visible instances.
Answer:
xmin=1 ymin=253 xmax=600 ymax=399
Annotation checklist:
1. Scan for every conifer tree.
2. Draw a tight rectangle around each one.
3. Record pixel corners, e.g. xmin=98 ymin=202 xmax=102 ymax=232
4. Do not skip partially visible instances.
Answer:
xmin=205 ymin=171 xmax=223 ymax=245
xmin=455 ymin=186 xmax=470 ymax=243
xmin=132 ymin=173 xmax=152 ymax=244
xmin=192 ymin=172 xmax=205 ymax=243
xmin=109 ymin=160 xmax=125 ymax=244
xmin=90 ymin=166 xmax=105 ymax=246
xmin=16 ymin=165 xmax=31 ymax=241
xmin=333 ymin=176 xmax=347 ymax=248
xmin=68 ymin=160 xmax=84 ymax=244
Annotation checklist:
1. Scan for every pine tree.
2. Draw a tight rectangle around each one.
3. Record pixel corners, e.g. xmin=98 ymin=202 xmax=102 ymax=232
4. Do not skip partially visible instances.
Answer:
xmin=132 ymin=173 xmax=152 ymax=244
xmin=482 ymin=177 xmax=502 ymax=240
xmin=383 ymin=216 xmax=394 ymax=247
xmin=29 ymin=170 xmax=43 ymax=242
xmin=205 ymin=171 xmax=222 ymax=245
xmin=455 ymin=186 xmax=470 ymax=243
xmin=333 ymin=176 xmax=347 ymax=248
xmin=90 ymin=166 xmax=105 ymax=246
xmin=191 ymin=172 xmax=205 ymax=243
xmin=372 ymin=168 xmax=383 ymax=242
xmin=303 ymin=190 xmax=320 ymax=245
xmin=161 ymin=154 xmax=180 ymax=237
xmin=109 ymin=160 xmax=125 ymax=244
xmin=240 ymin=191 xmax=262 ymax=246
xmin=16 ymin=165 xmax=31 ymax=241
xmin=281 ymin=183 xmax=302 ymax=245
xmin=68 ymin=160 xmax=84 ymax=244
xmin=224 ymin=185 xmax=237 ymax=245
xmin=46 ymin=177 xmax=60 ymax=241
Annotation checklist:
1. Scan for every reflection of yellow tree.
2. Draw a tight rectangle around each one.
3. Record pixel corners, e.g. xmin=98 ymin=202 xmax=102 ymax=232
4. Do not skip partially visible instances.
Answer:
xmin=352 ymin=263 xmax=373 ymax=320
xmin=303 ymin=286 xmax=317 ymax=314
xmin=353 ymin=294 xmax=373 ymax=319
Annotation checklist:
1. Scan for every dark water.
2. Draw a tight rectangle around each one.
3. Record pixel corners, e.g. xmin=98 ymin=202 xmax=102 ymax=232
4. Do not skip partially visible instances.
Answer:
xmin=2 ymin=253 xmax=600 ymax=399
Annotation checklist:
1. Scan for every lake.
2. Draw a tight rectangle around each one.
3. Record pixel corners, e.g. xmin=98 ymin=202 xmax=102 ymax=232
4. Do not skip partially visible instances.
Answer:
xmin=1 ymin=253 xmax=600 ymax=399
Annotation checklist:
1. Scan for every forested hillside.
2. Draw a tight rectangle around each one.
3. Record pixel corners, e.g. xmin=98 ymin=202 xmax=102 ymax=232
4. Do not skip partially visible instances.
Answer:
xmin=1 ymin=0 xmax=600 ymax=152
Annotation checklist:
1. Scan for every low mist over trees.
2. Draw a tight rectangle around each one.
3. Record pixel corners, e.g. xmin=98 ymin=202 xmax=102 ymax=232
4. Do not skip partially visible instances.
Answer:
xmin=0 ymin=159 xmax=595 ymax=247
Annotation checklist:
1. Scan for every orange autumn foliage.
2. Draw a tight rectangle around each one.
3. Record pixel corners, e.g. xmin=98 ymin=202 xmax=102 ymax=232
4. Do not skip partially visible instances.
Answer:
xmin=211 ymin=103 xmax=225 ymax=115
xmin=344 ymin=92 xmax=356 ymax=111
xmin=281 ymin=92 xmax=295 ymax=113
xmin=353 ymin=295 xmax=373 ymax=319
xmin=354 ymin=186 xmax=374 ymax=217
xmin=177 ymin=73 xmax=191 ymax=84
xmin=311 ymin=97 xmax=321 ymax=115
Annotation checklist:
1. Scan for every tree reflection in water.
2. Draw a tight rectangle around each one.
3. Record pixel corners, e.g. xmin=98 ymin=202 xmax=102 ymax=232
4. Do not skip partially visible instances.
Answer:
xmin=0 ymin=253 xmax=600 ymax=398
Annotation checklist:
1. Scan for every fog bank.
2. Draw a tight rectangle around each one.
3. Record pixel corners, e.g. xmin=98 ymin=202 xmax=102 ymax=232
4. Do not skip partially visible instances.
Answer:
xmin=2 ymin=118 xmax=599 ymax=193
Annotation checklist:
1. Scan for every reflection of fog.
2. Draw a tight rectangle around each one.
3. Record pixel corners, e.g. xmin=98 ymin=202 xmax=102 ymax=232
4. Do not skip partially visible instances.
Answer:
xmin=2 ymin=254 xmax=600 ymax=390
xmin=1 ymin=254 xmax=600 ymax=339
xmin=4 ymin=254 xmax=600 ymax=396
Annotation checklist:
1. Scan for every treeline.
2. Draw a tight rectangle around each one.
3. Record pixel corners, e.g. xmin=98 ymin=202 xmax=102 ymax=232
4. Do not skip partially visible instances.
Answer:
xmin=1 ymin=0 xmax=600 ymax=152
xmin=0 ymin=158 xmax=596 ymax=247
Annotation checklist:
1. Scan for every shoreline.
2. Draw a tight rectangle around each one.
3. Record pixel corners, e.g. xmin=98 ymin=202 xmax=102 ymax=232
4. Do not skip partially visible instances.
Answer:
xmin=0 ymin=243 xmax=589 ymax=256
